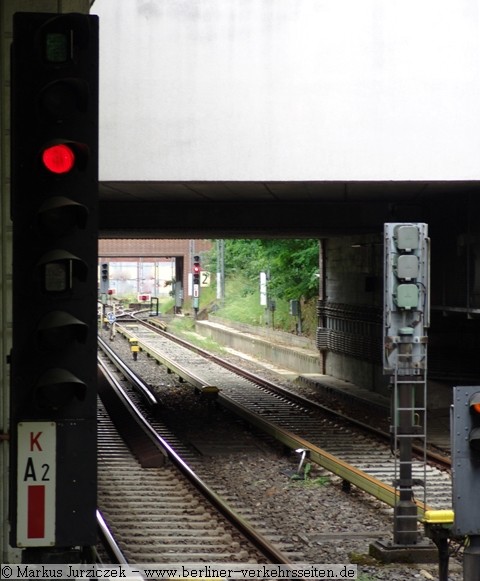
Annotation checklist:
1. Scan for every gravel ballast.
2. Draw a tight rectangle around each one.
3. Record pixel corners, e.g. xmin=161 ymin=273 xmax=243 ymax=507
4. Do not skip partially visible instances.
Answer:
xmin=101 ymin=327 xmax=463 ymax=580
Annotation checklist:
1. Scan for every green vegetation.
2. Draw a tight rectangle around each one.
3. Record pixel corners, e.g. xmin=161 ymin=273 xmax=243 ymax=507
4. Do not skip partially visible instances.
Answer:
xmin=288 ymin=462 xmax=331 ymax=486
xmin=159 ymin=295 xmax=175 ymax=313
xmin=200 ymin=239 xmax=319 ymax=338
xmin=210 ymin=239 xmax=319 ymax=301
xmin=168 ymin=316 xmax=225 ymax=353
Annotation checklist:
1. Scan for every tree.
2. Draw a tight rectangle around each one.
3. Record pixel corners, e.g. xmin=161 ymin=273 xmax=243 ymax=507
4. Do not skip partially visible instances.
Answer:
xmin=259 ymin=240 xmax=319 ymax=300
xmin=209 ymin=239 xmax=319 ymax=301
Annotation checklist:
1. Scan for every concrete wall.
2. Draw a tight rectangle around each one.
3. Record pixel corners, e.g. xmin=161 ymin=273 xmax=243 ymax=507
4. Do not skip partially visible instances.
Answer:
xmin=322 ymin=234 xmax=386 ymax=393
xmin=325 ymin=235 xmax=383 ymax=305
xmin=196 ymin=318 xmax=322 ymax=374
xmin=93 ymin=0 xmax=480 ymax=182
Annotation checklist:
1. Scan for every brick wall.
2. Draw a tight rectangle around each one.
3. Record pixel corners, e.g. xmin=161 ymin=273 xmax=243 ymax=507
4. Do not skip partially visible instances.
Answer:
xmin=99 ymin=239 xmax=211 ymax=258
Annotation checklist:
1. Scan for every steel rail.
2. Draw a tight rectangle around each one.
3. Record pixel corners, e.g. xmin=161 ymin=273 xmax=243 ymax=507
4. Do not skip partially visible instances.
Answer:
xmin=110 ymin=326 xmax=214 ymax=391
xmin=98 ymin=336 xmax=158 ymax=407
xmin=218 ymin=392 xmax=430 ymax=517
xmin=112 ymin=321 xmax=434 ymax=517
xmin=96 ymin=510 xmax=129 ymax=565
xmin=122 ymin=317 xmax=451 ymax=469
xmin=97 ymin=339 xmax=295 ymax=565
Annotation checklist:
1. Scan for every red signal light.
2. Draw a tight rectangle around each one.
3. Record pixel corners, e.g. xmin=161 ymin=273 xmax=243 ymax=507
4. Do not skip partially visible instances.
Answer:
xmin=42 ymin=143 xmax=75 ymax=174
xmin=193 ymin=256 xmax=201 ymax=274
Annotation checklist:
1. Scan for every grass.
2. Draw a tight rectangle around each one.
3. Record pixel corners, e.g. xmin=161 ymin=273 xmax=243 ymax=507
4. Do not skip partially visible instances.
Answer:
xmin=288 ymin=462 xmax=331 ymax=487
xmin=197 ymin=275 xmax=318 ymax=339
xmin=167 ymin=316 xmax=226 ymax=353
xmin=289 ymin=474 xmax=331 ymax=487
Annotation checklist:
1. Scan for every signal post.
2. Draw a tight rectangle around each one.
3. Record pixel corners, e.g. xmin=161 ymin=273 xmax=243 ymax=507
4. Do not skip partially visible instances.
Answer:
xmin=383 ymin=224 xmax=430 ymax=545
xmin=10 ymin=13 xmax=99 ymax=562
xmin=192 ymin=255 xmax=201 ymax=317
xmin=371 ymin=223 xmax=436 ymax=563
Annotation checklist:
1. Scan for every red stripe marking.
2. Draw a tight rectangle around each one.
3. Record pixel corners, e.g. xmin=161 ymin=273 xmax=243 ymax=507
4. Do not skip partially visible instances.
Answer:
xmin=28 ymin=485 xmax=45 ymax=538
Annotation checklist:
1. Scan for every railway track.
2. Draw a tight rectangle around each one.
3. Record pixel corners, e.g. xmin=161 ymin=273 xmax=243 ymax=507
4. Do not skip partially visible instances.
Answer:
xmin=112 ymin=318 xmax=453 ymax=519
xmin=96 ymin=344 xmax=298 ymax=565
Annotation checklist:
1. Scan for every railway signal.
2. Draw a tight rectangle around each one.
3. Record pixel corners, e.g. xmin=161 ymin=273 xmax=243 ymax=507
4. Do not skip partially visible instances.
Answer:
xmin=10 ymin=12 xmax=98 ymax=553
xmin=469 ymin=393 xmax=480 ymax=452
xmin=193 ymin=256 xmax=201 ymax=285
xmin=100 ymin=262 xmax=109 ymax=294
xmin=192 ymin=255 xmax=201 ymax=315
xmin=452 ymin=387 xmax=480 ymax=536
xmin=383 ymin=223 xmax=430 ymax=548
xmin=452 ymin=386 xmax=480 ymax=579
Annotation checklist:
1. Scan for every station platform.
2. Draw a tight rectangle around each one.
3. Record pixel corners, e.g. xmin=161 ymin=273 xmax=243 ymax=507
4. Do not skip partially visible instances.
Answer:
xmin=194 ymin=317 xmax=453 ymax=451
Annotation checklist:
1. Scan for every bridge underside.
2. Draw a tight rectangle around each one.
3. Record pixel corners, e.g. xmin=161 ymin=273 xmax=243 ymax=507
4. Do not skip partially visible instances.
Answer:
xmin=99 ymin=180 xmax=480 ymax=238
xmin=99 ymin=178 xmax=480 ymax=390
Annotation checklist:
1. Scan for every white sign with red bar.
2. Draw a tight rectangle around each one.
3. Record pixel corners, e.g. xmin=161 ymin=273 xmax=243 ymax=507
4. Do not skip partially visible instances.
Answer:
xmin=17 ymin=422 xmax=56 ymax=547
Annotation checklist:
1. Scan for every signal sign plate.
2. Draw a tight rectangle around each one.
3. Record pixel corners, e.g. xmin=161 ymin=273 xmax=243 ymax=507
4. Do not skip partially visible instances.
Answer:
xmin=17 ymin=422 xmax=56 ymax=547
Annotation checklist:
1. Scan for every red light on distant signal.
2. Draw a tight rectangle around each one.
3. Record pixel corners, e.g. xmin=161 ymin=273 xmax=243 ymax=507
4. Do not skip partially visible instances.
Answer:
xmin=42 ymin=144 xmax=75 ymax=174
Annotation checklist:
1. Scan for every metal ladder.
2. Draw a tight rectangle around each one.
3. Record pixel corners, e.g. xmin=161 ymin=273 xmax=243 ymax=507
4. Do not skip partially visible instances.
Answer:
xmin=392 ymin=356 xmax=428 ymax=531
